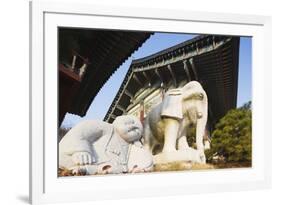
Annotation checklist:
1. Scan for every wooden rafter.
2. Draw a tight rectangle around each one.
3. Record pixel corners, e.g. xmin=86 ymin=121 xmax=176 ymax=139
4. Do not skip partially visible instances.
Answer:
xmin=133 ymin=74 xmax=143 ymax=86
xmin=155 ymin=68 xmax=164 ymax=85
xmin=124 ymin=89 xmax=134 ymax=99
xmin=116 ymin=105 xmax=126 ymax=113
xmin=189 ymin=58 xmax=198 ymax=80
xmin=183 ymin=59 xmax=191 ymax=82
xmin=167 ymin=64 xmax=177 ymax=87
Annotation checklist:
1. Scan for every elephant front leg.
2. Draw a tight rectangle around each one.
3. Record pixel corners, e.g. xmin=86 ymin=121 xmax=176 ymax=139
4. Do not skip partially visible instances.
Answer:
xmin=177 ymin=135 xmax=189 ymax=150
xmin=177 ymin=124 xmax=189 ymax=150
xmin=162 ymin=118 xmax=179 ymax=153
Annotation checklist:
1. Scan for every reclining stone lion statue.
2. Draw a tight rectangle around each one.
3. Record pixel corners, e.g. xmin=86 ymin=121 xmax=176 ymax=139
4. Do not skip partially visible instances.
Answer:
xmin=59 ymin=115 xmax=153 ymax=175
xmin=143 ymin=81 xmax=208 ymax=164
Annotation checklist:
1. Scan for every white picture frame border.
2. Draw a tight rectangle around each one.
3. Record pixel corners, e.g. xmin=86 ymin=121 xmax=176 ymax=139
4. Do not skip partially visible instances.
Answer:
xmin=30 ymin=0 xmax=272 ymax=204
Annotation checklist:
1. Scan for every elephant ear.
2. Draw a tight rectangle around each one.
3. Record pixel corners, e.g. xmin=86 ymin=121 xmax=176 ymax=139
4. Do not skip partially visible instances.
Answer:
xmin=166 ymin=88 xmax=182 ymax=96
xmin=181 ymin=81 xmax=205 ymax=100
xmin=182 ymin=91 xmax=204 ymax=101
xmin=188 ymin=92 xmax=206 ymax=101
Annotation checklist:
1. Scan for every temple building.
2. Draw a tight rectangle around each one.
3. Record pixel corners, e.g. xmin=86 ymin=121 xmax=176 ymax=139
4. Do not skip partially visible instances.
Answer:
xmin=59 ymin=28 xmax=152 ymax=125
xmin=104 ymin=35 xmax=240 ymax=135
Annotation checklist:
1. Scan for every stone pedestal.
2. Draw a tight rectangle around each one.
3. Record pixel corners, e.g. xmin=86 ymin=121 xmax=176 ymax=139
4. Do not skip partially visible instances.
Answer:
xmin=153 ymin=147 xmax=203 ymax=164
xmin=153 ymin=161 xmax=214 ymax=172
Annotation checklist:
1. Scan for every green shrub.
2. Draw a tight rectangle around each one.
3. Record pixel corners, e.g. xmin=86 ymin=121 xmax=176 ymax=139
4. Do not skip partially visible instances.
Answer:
xmin=207 ymin=101 xmax=252 ymax=163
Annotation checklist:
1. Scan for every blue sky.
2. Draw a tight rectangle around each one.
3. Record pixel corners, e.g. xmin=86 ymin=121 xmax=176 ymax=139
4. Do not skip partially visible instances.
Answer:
xmin=61 ymin=33 xmax=252 ymax=128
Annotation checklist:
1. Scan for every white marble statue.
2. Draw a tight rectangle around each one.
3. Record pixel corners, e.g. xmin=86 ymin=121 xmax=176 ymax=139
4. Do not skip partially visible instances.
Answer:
xmin=143 ymin=81 xmax=208 ymax=164
xmin=59 ymin=115 xmax=153 ymax=175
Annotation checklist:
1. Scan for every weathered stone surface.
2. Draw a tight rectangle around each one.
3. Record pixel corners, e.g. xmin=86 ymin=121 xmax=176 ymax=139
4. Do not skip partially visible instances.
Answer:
xmin=59 ymin=81 xmax=210 ymax=176
xmin=143 ymin=81 xmax=208 ymax=164
xmin=127 ymin=141 xmax=154 ymax=173
xmin=154 ymin=161 xmax=214 ymax=172
xmin=153 ymin=148 xmax=203 ymax=164
xmin=59 ymin=115 xmax=153 ymax=175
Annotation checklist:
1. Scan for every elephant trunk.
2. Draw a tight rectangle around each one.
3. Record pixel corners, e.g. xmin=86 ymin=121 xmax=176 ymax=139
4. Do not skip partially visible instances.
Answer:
xmin=196 ymin=115 xmax=207 ymax=151
xmin=195 ymin=92 xmax=208 ymax=163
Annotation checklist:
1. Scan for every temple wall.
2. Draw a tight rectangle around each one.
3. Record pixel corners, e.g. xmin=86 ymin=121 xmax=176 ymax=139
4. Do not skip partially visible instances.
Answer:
xmin=127 ymin=88 xmax=163 ymax=118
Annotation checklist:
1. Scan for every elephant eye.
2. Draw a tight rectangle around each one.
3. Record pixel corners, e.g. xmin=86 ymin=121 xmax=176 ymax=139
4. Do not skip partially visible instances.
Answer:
xmin=199 ymin=93 xmax=204 ymax=99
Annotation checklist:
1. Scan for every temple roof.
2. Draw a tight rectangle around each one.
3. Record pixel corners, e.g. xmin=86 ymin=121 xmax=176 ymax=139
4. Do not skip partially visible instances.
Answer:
xmin=104 ymin=35 xmax=240 ymax=125
xmin=59 ymin=28 xmax=153 ymax=117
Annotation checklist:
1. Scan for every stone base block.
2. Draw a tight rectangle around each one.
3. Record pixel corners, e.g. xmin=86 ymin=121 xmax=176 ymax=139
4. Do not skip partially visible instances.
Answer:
xmin=153 ymin=148 xmax=203 ymax=164
xmin=153 ymin=161 xmax=214 ymax=172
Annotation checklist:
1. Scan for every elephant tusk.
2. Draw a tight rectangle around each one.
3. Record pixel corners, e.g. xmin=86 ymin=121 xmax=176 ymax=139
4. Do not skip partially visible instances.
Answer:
xmin=198 ymin=93 xmax=204 ymax=100
xmin=197 ymin=112 xmax=203 ymax=118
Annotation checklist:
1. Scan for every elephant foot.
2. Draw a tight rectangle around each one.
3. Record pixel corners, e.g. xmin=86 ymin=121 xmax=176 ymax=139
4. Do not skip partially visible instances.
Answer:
xmin=162 ymin=146 xmax=177 ymax=153
xmin=153 ymin=148 xmax=206 ymax=165
xmin=198 ymin=149 xmax=206 ymax=164
xmin=162 ymin=148 xmax=177 ymax=153
xmin=177 ymin=136 xmax=190 ymax=150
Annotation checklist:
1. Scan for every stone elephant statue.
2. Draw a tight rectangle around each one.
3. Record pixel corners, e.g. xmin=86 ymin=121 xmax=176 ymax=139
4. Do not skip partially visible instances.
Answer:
xmin=143 ymin=81 xmax=208 ymax=163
